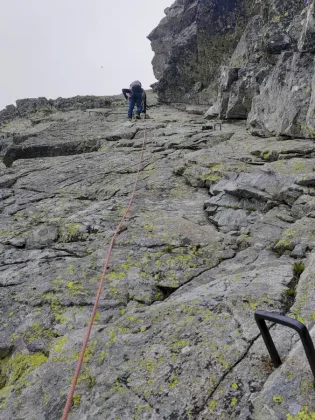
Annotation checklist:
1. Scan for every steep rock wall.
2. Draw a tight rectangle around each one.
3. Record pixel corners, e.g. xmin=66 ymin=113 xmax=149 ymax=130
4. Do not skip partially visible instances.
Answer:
xmin=148 ymin=0 xmax=254 ymax=104
xmin=150 ymin=0 xmax=315 ymax=139
xmin=248 ymin=1 xmax=315 ymax=138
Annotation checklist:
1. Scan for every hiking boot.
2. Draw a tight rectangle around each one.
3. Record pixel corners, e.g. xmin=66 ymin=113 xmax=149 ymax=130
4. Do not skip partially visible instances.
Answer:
xmin=136 ymin=115 xmax=141 ymax=120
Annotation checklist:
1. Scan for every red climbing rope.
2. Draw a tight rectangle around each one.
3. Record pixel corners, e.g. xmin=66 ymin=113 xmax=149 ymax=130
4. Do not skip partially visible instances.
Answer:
xmin=61 ymin=125 xmax=146 ymax=420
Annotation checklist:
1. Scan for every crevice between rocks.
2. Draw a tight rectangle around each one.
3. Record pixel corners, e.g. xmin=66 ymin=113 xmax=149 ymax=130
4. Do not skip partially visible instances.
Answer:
xmin=194 ymin=332 xmax=262 ymax=417
xmin=130 ymin=128 xmax=140 ymax=141
xmin=116 ymin=374 xmax=156 ymax=412
xmin=160 ymin=267 xmax=216 ymax=300
xmin=282 ymin=261 xmax=305 ymax=314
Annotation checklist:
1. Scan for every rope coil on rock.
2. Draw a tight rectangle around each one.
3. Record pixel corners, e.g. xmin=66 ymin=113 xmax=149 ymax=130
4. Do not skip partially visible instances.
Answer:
xmin=61 ymin=123 xmax=146 ymax=420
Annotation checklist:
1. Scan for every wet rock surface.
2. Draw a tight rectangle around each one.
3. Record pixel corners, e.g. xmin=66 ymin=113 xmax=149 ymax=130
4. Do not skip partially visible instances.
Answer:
xmin=1 ymin=92 xmax=315 ymax=419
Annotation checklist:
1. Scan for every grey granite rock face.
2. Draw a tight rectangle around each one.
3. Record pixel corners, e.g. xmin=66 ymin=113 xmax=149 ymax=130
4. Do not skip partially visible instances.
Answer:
xmin=216 ymin=0 xmax=315 ymax=138
xmin=209 ymin=0 xmax=312 ymax=129
xmin=150 ymin=0 xmax=315 ymax=139
xmin=248 ymin=51 xmax=315 ymax=138
xmin=1 ymin=92 xmax=315 ymax=419
xmin=148 ymin=0 xmax=251 ymax=104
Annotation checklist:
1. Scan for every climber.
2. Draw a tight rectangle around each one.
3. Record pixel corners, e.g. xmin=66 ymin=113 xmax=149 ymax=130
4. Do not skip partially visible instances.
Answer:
xmin=122 ymin=80 xmax=146 ymax=120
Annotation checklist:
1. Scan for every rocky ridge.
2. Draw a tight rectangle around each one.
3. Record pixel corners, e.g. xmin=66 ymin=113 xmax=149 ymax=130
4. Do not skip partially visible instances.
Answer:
xmin=1 ymin=91 xmax=315 ymax=419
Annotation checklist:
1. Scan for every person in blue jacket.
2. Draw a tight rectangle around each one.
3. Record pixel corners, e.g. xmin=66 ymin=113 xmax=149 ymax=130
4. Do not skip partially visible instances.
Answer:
xmin=122 ymin=81 xmax=145 ymax=120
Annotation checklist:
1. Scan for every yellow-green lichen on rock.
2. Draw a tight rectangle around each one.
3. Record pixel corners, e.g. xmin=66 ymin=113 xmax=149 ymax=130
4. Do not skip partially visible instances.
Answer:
xmin=0 ymin=353 xmax=48 ymax=408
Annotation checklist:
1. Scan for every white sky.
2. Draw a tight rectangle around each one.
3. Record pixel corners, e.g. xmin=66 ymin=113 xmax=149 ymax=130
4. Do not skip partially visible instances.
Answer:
xmin=0 ymin=0 xmax=171 ymax=110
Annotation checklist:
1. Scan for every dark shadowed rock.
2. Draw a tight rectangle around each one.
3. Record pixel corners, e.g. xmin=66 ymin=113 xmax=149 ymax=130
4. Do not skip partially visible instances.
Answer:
xmin=150 ymin=0 xmax=315 ymax=140
xmin=0 ymin=104 xmax=20 ymax=126
xmin=148 ymin=0 xmax=252 ymax=104
xmin=16 ymin=97 xmax=53 ymax=117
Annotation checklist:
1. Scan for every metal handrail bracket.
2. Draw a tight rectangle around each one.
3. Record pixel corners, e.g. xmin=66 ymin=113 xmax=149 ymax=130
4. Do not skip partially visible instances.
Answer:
xmin=255 ymin=310 xmax=315 ymax=380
